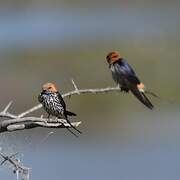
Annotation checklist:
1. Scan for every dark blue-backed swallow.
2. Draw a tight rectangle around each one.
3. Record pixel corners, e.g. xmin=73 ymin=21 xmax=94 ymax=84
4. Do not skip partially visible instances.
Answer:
xmin=106 ymin=51 xmax=154 ymax=109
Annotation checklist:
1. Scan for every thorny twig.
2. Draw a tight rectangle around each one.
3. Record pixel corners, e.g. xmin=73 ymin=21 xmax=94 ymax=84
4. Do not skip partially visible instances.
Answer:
xmin=0 ymin=80 xmax=158 ymax=180
xmin=0 ymin=79 xmax=156 ymax=133
xmin=0 ymin=80 xmax=119 ymax=133
xmin=16 ymin=80 xmax=122 ymax=118
xmin=0 ymin=152 xmax=30 ymax=180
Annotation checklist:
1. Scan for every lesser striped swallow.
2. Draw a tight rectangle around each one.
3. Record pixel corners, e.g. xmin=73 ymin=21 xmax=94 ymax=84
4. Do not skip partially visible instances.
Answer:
xmin=38 ymin=82 xmax=82 ymax=137
xmin=106 ymin=51 xmax=154 ymax=109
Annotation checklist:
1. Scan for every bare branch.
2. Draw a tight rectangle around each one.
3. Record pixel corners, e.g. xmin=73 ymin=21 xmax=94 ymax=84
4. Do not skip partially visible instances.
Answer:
xmin=2 ymin=101 xmax=13 ymax=113
xmin=0 ymin=111 xmax=17 ymax=119
xmin=0 ymin=80 xmax=157 ymax=134
xmin=0 ymin=113 xmax=81 ymax=133
xmin=16 ymin=84 xmax=121 ymax=118
xmin=15 ymin=83 xmax=121 ymax=118
xmin=18 ymin=104 xmax=42 ymax=118
xmin=0 ymin=80 xmax=158 ymax=179
xmin=0 ymin=152 xmax=30 ymax=180
xmin=0 ymin=81 xmax=121 ymax=133
xmin=63 ymin=86 xmax=120 ymax=97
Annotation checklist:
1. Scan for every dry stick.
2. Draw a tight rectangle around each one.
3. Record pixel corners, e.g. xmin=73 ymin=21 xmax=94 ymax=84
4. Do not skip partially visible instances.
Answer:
xmin=17 ymin=80 xmax=157 ymax=118
xmin=17 ymin=80 xmax=121 ymax=118
xmin=0 ymin=152 xmax=30 ymax=180
xmin=0 ymin=80 xmax=120 ymax=133
xmin=16 ymin=87 xmax=110 ymax=118
xmin=0 ymin=79 xmax=156 ymax=133
xmin=0 ymin=80 xmax=158 ymax=179
xmin=0 ymin=114 xmax=81 ymax=133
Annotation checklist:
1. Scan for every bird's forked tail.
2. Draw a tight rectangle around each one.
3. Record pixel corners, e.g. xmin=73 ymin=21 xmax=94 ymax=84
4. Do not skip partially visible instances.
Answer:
xmin=130 ymin=83 xmax=154 ymax=110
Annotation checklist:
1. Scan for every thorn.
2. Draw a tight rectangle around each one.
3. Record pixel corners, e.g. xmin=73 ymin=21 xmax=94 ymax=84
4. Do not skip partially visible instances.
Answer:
xmin=9 ymin=152 xmax=18 ymax=159
xmin=47 ymin=131 xmax=54 ymax=136
xmin=116 ymin=85 xmax=120 ymax=89
xmin=40 ymin=131 xmax=54 ymax=144
xmin=71 ymin=121 xmax=82 ymax=127
xmin=71 ymin=79 xmax=80 ymax=95
xmin=3 ymin=101 xmax=13 ymax=113
xmin=0 ymin=159 xmax=7 ymax=166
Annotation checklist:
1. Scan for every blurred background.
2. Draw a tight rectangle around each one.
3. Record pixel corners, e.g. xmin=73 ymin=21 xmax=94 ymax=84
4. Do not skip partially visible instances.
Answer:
xmin=0 ymin=0 xmax=180 ymax=179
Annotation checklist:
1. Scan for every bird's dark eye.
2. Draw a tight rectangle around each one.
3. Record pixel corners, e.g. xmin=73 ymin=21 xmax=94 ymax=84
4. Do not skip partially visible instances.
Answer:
xmin=48 ymin=87 xmax=51 ymax=89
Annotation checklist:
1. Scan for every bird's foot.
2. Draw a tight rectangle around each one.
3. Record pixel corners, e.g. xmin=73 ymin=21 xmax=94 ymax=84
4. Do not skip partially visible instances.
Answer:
xmin=120 ymin=87 xmax=129 ymax=93
xmin=45 ymin=114 xmax=50 ymax=123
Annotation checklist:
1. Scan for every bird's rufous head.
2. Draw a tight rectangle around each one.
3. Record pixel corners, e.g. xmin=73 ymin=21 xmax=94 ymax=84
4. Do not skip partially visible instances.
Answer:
xmin=106 ymin=51 xmax=122 ymax=64
xmin=42 ymin=82 xmax=58 ymax=93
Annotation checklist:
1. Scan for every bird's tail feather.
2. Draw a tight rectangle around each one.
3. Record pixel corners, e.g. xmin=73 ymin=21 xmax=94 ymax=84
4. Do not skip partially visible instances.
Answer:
xmin=145 ymin=90 xmax=175 ymax=105
xmin=130 ymin=87 xmax=154 ymax=110
xmin=63 ymin=113 xmax=82 ymax=135
xmin=66 ymin=118 xmax=82 ymax=134
xmin=66 ymin=128 xmax=79 ymax=137
xmin=64 ymin=111 xmax=82 ymax=135
xmin=66 ymin=111 xmax=77 ymax=116
xmin=145 ymin=90 xmax=160 ymax=99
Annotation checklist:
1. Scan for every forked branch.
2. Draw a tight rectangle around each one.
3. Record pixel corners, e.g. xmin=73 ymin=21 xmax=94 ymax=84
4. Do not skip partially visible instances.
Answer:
xmin=0 ymin=79 xmax=156 ymax=133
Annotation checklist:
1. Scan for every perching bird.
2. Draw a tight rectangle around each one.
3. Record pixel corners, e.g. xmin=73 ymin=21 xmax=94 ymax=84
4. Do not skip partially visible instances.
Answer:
xmin=38 ymin=82 xmax=82 ymax=137
xmin=106 ymin=51 xmax=154 ymax=109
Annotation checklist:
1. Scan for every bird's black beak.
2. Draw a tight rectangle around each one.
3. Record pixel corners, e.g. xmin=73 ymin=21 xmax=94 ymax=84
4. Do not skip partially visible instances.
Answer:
xmin=42 ymin=90 xmax=46 ymax=94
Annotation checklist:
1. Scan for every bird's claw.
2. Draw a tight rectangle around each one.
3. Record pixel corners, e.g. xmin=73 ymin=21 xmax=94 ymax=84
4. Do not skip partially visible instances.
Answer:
xmin=120 ymin=87 xmax=129 ymax=93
